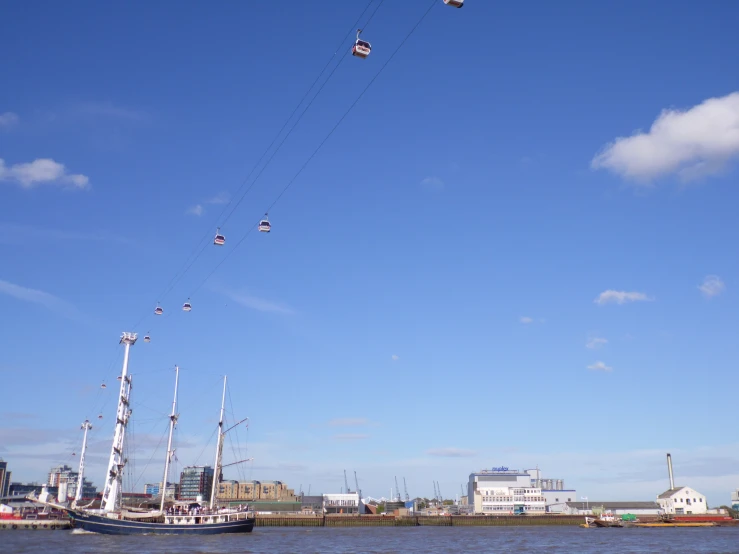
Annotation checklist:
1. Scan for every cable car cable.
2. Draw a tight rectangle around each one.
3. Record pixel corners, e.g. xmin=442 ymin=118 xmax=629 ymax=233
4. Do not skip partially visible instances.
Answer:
xmin=186 ymin=0 xmax=439 ymax=298
xmin=216 ymin=0 xmax=388 ymax=230
xmin=130 ymin=0 xmax=380 ymax=331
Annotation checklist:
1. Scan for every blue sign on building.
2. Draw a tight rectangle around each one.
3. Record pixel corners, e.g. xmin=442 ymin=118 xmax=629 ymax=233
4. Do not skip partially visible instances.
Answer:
xmin=491 ymin=466 xmax=509 ymax=472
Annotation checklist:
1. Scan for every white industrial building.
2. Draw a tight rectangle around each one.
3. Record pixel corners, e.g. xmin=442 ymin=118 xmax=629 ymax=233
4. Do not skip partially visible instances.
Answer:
xmin=556 ymin=501 xmax=662 ymax=516
xmin=322 ymin=492 xmax=361 ymax=515
xmin=468 ymin=468 xmax=546 ymax=514
xmin=656 ymin=453 xmax=707 ymax=515
xmin=731 ymin=489 xmax=739 ymax=512
xmin=657 ymin=487 xmax=707 ymax=515
xmin=525 ymin=469 xmax=577 ymax=512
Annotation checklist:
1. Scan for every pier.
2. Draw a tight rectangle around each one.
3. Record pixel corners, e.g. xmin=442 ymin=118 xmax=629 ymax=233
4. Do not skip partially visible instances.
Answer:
xmin=0 ymin=519 xmax=70 ymax=530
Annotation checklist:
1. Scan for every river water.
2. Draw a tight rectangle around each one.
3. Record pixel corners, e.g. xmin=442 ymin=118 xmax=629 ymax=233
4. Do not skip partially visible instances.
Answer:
xmin=4 ymin=526 xmax=739 ymax=553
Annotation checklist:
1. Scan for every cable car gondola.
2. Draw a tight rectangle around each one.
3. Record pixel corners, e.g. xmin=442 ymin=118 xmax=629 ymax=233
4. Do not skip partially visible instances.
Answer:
xmin=352 ymin=29 xmax=371 ymax=59
xmin=154 ymin=304 xmax=163 ymax=315
xmin=214 ymin=228 xmax=225 ymax=246
xmin=101 ymin=383 xmax=107 ymax=389
xmin=258 ymin=213 xmax=271 ymax=233
xmin=97 ymin=414 xmax=103 ymax=420
xmin=443 ymin=0 xmax=464 ymax=7
xmin=183 ymin=299 xmax=192 ymax=312
xmin=144 ymin=333 xmax=151 ymax=343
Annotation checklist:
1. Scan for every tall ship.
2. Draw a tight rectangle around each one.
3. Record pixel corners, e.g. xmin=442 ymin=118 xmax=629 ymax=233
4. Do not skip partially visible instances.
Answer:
xmin=65 ymin=332 xmax=255 ymax=535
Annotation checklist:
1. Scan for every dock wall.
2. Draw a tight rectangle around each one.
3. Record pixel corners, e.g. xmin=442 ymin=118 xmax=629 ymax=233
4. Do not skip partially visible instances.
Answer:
xmin=255 ymin=514 xmax=591 ymax=527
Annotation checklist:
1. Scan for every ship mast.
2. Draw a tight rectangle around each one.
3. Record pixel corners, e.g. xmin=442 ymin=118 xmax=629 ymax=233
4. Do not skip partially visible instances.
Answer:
xmin=209 ymin=375 xmax=227 ymax=510
xmin=102 ymin=332 xmax=136 ymax=512
xmin=160 ymin=365 xmax=180 ymax=512
xmin=73 ymin=419 xmax=93 ymax=507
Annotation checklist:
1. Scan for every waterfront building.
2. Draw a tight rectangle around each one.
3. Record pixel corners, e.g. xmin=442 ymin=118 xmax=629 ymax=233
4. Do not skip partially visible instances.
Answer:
xmin=144 ymin=482 xmax=179 ymax=498
xmin=732 ymin=489 xmax=739 ymax=512
xmin=525 ymin=469 xmax=577 ymax=512
xmin=47 ymin=464 xmax=97 ymax=500
xmin=556 ymin=501 xmax=662 ymax=515
xmin=216 ymin=479 xmax=297 ymax=502
xmin=657 ymin=486 xmax=707 ymax=515
xmin=467 ymin=468 xmax=546 ymax=514
xmin=0 ymin=459 xmax=10 ymax=497
xmin=8 ymin=482 xmax=59 ymax=498
xmin=323 ymin=492 xmax=361 ymax=515
xmin=179 ymin=465 xmax=214 ymax=501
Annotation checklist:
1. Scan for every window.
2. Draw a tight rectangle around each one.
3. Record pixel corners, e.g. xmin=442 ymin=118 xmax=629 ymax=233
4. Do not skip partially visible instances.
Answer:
xmin=700 ymin=498 xmax=703 ymax=502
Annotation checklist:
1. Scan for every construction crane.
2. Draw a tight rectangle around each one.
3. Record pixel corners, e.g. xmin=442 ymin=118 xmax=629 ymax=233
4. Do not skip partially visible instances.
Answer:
xmin=403 ymin=477 xmax=410 ymax=502
xmin=354 ymin=471 xmax=361 ymax=500
xmin=436 ymin=481 xmax=442 ymax=503
xmin=344 ymin=470 xmax=350 ymax=494
xmin=394 ymin=476 xmax=401 ymax=502
xmin=433 ymin=481 xmax=438 ymax=503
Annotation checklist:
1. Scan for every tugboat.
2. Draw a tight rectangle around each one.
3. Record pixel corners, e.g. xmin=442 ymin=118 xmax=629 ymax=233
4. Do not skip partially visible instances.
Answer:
xmin=65 ymin=333 xmax=255 ymax=535
xmin=581 ymin=511 xmax=623 ymax=528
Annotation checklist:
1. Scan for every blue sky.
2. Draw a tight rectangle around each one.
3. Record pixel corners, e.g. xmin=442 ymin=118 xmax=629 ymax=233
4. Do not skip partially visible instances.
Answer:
xmin=1 ymin=0 xmax=739 ymax=506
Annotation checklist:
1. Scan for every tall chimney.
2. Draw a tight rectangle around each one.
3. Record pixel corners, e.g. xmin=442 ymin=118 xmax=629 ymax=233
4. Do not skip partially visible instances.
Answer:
xmin=666 ymin=453 xmax=675 ymax=490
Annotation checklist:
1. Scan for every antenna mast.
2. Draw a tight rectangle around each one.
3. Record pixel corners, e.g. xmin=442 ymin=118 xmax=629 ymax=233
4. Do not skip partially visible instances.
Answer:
xmin=73 ymin=420 xmax=93 ymax=507
xmin=344 ymin=470 xmax=350 ymax=494
xmin=210 ymin=375 xmax=227 ymax=510
xmin=160 ymin=365 xmax=180 ymax=512
xmin=101 ymin=332 xmax=136 ymax=512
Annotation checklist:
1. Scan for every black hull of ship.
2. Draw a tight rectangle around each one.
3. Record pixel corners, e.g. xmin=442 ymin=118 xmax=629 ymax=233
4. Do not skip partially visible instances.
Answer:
xmin=68 ymin=510 xmax=255 ymax=535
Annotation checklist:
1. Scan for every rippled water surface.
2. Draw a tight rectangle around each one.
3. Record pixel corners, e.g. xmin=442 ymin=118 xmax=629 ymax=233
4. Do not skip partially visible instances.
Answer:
xmin=3 ymin=526 xmax=739 ymax=553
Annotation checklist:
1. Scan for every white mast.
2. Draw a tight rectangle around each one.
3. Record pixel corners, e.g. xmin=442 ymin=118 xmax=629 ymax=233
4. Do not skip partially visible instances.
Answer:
xmin=101 ymin=332 xmax=136 ymax=512
xmin=160 ymin=366 xmax=180 ymax=512
xmin=73 ymin=420 xmax=93 ymax=507
xmin=209 ymin=375 xmax=227 ymax=510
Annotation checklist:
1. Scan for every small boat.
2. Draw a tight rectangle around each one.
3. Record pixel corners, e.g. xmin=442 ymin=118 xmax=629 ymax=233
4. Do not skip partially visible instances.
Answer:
xmin=581 ymin=512 xmax=623 ymax=528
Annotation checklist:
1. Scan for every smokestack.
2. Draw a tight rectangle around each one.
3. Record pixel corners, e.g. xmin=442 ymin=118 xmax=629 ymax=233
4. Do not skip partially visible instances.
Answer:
xmin=666 ymin=453 xmax=675 ymax=490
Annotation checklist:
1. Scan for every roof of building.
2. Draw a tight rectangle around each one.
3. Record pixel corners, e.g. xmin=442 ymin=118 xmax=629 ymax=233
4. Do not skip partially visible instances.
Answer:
xmin=565 ymin=501 xmax=661 ymax=509
xmin=658 ymin=487 xmax=685 ymax=499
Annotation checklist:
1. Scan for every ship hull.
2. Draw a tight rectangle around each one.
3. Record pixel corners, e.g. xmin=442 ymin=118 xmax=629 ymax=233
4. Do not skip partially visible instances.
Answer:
xmin=68 ymin=510 xmax=255 ymax=535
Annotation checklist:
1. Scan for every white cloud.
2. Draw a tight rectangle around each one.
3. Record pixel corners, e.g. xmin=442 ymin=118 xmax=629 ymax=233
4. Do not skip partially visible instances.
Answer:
xmin=333 ymin=433 xmax=369 ymax=441
xmin=391 ymin=354 xmax=399 ymax=361
xmin=219 ymin=288 xmax=294 ymax=315
xmin=0 ymin=223 xmax=131 ymax=245
xmin=206 ymin=192 xmax=230 ymax=204
xmin=328 ymin=418 xmax=369 ymax=427
xmin=186 ymin=204 xmax=203 ymax=216
xmin=420 ymin=176 xmax=444 ymax=190
xmin=73 ymin=101 xmax=147 ymax=122
xmin=587 ymin=361 xmax=612 ymax=372
xmin=426 ymin=447 xmax=477 ymax=458
xmin=594 ymin=290 xmax=652 ymax=305
xmin=0 ymin=112 xmax=19 ymax=129
xmin=0 ymin=158 xmax=89 ymax=190
xmin=591 ymin=91 xmax=739 ymax=182
xmin=586 ymin=337 xmax=608 ymax=349
xmin=519 ymin=316 xmax=534 ymax=324
xmin=698 ymin=275 xmax=725 ymax=298
xmin=0 ymin=279 xmax=78 ymax=318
